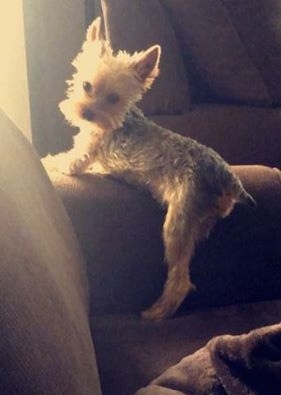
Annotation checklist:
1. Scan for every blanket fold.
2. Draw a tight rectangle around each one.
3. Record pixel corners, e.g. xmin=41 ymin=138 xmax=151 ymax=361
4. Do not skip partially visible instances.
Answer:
xmin=136 ymin=323 xmax=281 ymax=395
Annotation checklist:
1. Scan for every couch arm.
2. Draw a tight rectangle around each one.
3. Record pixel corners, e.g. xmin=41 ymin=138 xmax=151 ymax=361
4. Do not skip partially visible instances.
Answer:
xmin=0 ymin=109 xmax=101 ymax=394
xmin=50 ymin=165 xmax=281 ymax=316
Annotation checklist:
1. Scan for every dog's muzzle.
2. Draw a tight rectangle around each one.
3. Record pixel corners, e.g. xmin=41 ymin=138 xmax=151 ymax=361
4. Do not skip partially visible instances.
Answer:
xmin=81 ymin=108 xmax=96 ymax=121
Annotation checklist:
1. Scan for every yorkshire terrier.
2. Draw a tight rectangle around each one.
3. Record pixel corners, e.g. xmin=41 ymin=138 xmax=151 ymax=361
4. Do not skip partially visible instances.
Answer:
xmin=43 ymin=17 xmax=255 ymax=320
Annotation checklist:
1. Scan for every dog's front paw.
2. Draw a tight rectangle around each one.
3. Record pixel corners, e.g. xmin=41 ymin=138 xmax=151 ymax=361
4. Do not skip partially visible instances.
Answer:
xmin=41 ymin=153 xmax=90 ymax=176
xmin=41 ymin=154 xmax=73 ymax=175
xmin=68 ymin=153 xmax=90 ymax=175
xmin=67 ymin=158 xmax=84 ymax=175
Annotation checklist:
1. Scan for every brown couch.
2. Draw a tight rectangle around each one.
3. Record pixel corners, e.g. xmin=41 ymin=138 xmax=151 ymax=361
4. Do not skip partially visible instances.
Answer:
xmin=1 ymin=1 xmax=281 ymax=395
xmin=1 ymin=111 xmax=280 ymax=395
xmin=71 ymin=0 xmax=281 ymax=393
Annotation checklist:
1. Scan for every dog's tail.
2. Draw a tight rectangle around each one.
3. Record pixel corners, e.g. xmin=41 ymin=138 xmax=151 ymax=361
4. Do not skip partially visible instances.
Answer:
xmin=238 ymin=188 xmax=257 ymax=208
xmin=232 ymin=175 xmax=257 ymax=208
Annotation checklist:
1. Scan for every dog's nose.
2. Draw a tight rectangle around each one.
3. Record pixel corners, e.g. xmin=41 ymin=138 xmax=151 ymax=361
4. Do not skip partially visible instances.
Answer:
xmin=82 ymin=109 xmax=95 ymax=121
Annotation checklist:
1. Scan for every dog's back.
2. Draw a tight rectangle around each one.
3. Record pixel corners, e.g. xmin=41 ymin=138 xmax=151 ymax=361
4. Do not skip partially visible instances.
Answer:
xmin=95 ymin=106 xmax=254 ymax=214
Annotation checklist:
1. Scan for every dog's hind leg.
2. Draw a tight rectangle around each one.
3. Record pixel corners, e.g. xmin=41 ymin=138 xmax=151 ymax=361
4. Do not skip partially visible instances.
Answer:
xmin=142 ymin=202 xmax=198 ymax=320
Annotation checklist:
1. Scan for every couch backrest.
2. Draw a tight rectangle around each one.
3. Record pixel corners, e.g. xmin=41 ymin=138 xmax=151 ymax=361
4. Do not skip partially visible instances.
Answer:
xmin=99 ymin=0 xmax=191 ymax=115
xmin=96 ymin=0 xmax=281 ymax=108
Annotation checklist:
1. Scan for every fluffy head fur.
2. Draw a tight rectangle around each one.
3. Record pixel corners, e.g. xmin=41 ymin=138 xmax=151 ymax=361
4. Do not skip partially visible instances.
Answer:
xmin=59 ymin=17 xmax=161 ymax=132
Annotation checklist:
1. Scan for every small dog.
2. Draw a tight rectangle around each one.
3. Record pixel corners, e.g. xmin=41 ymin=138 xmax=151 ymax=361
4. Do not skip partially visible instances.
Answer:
xmin=43 ymin=17 xmax=255 ymax=320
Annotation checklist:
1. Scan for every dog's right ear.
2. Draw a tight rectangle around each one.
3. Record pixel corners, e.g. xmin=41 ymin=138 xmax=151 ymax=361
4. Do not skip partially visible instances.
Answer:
xmin=86 ymin=17 xmax=103 ymax=42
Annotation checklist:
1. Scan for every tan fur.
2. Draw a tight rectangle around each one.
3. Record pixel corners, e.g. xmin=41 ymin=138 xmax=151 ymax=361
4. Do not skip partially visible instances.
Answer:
xmin=42 ymin=18 xmax=253 ymax=320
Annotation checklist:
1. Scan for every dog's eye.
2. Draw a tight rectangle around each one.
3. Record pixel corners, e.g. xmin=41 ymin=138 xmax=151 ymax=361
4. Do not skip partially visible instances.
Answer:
xmin=106 ymin=93 xmax=120 ymax=104
xmin=83 ymin=81 xmax=92 ymax=93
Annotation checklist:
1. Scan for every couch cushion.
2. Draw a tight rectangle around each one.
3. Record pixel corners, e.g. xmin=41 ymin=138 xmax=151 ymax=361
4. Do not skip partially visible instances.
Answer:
xmin=161 ymin=0 xmax=274 ymax=105
xmin=0 ymin=110 xmax=101 ymax=394
xmin=52 ymin=165 xmax=281 ymax=316
xmin=151 ymin=104 xmax=281 ymax=167
xmin=223 ymin=0 xmax=281 ymax=105
xmin=91 ymin=299 xmax=281 ymax=395
xmin=101 ymin=0 xmax=191 ymax=115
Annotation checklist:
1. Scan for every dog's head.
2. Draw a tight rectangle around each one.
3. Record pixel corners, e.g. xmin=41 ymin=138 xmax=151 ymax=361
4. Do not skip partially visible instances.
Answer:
xmin=59 ymin=17 xmax=161 ymax=132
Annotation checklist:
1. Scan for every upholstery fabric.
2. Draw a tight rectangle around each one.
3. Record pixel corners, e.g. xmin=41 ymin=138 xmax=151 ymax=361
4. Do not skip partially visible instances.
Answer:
xmin=222 ymin=0 xmax=281 ymax=105
xmin=151 ymin=104 xmax=281 ymax=167
xmin=91 ymin=300 xmax=281 ymax=395
xmin=161 ymin=0 xmax=271 ymax=105
xmin=137 ymin=323 xmax=281 ymax=395
xmin=100 ymin=0 xmax=191 ymax=115
xmin=52 ymin=165 xmax=281 ymax=316
xmin=0 ymin=110 xmax=101 ymax=395
xmin=50 ymin=171 xmax=165 ymax=315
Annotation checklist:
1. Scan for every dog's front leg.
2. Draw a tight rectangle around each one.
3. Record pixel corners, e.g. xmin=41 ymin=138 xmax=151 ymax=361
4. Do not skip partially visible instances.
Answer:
xmin=41 ymin=150 xmax=95 ymax=176
xmin=42 ymin=129 xmax=103 ymax=176
xmin=142 ymin=202 xmax=197 ymax=320
xmin=67 ymin=152 xmax=93 ymax=175
xmin=64 ymin=129 xmax=105 ymax=175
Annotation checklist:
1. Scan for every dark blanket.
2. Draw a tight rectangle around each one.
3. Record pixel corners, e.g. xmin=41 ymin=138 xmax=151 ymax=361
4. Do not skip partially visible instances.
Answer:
xmin=136 ymin=324 xmax=281 ymax=395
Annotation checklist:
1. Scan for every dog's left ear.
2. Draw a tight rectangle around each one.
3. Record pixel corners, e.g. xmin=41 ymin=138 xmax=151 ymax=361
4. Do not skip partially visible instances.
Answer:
xmin=133 ymin=45 xmax=161 ymax=88
xmin=86 ymin=17 xmax=103 ymax=42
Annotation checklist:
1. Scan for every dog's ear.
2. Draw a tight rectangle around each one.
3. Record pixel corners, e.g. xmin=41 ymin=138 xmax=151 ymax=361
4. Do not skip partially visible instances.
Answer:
xmin=86 ymin=17 xmax=103 ymax=42
xmin=133 ymin=45 xmax=161 ymax=88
